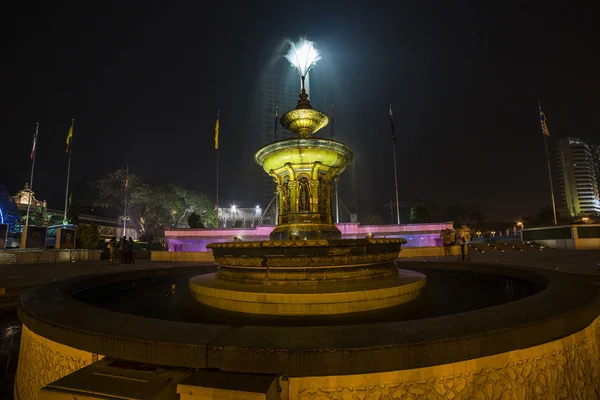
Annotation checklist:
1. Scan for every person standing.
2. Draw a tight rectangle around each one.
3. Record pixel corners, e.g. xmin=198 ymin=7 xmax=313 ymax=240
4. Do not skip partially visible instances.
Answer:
xmin=120 ymin=236 xmax=128 ymax=264
xmin=107 ymin=238 xmax=117 ymax=265
xmin=457 ymin=225 xmax=471 ymax=261
xmin=440 ymin=229 xmax=452 ymax=257
xmin=127 ymin=237 xmax=135 ymax=264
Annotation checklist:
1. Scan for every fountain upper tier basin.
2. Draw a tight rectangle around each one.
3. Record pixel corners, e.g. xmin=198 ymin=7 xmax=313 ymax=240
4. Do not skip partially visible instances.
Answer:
xmin=254 ymin=138 xmax=354 ymax=175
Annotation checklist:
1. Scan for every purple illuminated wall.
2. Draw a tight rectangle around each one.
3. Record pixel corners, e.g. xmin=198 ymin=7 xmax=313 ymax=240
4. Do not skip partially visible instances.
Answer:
xmin=165 ymin=223 xmax=451 ymax=252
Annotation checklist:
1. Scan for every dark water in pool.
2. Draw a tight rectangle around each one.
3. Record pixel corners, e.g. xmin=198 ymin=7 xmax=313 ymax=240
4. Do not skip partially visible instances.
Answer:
xmin=75 ymin=267 xmax=542 ymax=326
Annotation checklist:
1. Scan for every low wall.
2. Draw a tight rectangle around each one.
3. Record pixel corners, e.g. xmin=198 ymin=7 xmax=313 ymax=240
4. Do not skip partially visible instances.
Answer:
xmin=15 ymin=325 xmax=103 ymax=400
xmin=399 ymin=245 xmax=464 ymax=258
xmin=151 ymin=251 xmax=215 ymax=262
xmin=287 ymin=315 xmax=600 ymax=399
xmin=164 ymin=223 xmax=453 ymax=252
xmin=0 ymin=249 xmax=101 ymax=265
xmin=18 ymin=317 xmax=600 ymax=399
xmin=151 ymin=245 xmax=465 ymax=262
xmin=523 ymin=224 xmax=600 ymax=250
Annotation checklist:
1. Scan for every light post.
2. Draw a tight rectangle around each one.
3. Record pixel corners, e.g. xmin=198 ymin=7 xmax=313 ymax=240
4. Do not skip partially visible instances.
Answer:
xmin=516 ymin=221 xmax=524 ymax=232
xmin=228 ymin=205 xmax=237 ymax=228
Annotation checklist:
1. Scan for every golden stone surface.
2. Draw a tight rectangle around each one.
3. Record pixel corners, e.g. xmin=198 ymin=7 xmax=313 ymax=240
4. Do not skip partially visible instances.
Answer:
xmin=254 ymin=138 xmax=354 ymax=241
xmin=15 ymin=317 xmax=600 ymax=399
xmin=290 ymin=316 xmax=600 ymax=400
xmin=15 ymin=325 xmax=102 ymax=400
xmin=280 ymin=108 xmax=329 ymax=137
xmin=189 ymin=271 xmax=426 ymax=315
xmin=198 ymin=87 xmax=410 ymax=314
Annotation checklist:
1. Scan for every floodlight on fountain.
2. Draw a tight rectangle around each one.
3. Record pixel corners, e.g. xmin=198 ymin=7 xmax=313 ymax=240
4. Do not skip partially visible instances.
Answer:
xmin=280 ymin=38 xmax=328 ymax=137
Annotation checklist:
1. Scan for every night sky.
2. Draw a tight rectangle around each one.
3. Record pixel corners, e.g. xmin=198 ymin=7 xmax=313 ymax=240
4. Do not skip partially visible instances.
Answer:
xmin=3 ymin=1 xmax=599 ymax=222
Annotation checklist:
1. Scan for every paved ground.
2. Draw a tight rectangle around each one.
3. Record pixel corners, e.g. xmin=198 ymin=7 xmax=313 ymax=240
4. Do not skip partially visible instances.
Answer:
xmin=0 ymin=260 xmax=202 ymax=290
xmin=399 ymin=249 xmax=600 ymax=284
xmin=0 ymin=260 xmax=204 ymax=314
xmin=0 ymin=250 xmax=598 ymax=290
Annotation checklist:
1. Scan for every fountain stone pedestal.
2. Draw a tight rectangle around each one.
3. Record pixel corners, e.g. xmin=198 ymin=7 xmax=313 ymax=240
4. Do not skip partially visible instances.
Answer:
xmin=190 ymin=78 xmax=425 ymax=315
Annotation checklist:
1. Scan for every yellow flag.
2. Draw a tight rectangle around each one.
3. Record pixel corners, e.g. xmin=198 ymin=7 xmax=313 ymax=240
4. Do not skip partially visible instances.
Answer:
xmin=66 ymin=120 xmax=74 ymax=153
xmin=214 ymin=116 xmax=219 ymax=149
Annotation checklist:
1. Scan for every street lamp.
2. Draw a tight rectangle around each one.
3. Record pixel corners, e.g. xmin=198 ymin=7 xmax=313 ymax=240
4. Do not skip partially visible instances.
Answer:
xmin=582 ymin=216 xmax=589 ymax=223
xmin=516 ymin=221 xmax=524 ymax=231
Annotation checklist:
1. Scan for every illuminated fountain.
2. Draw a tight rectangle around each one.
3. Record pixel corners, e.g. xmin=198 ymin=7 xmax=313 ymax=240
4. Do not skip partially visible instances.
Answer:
xmin=15 ymin=39 xmax=600 ymax=400
xmin=285 ymin=38 xmax=320 ymax=97
xmin=189 ymin=40 xmax=426 ymax=315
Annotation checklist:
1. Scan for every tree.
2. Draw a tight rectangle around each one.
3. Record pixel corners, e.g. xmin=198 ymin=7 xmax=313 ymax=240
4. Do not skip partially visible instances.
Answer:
xmin=92 ymin=170 xmax=215 ymax=234
xmin=187 ymin=212 xmax=203 ymax=228
xmin=536 ymin=206 xmax=559 ymax=226
xmin=23 ymin=205 xmax=54 ymax=227
xmin=468 ymin=210 xmax=485 ymax=226
xmin=410 ymin=203 xmax=433 ymax=223
xmin=444 ymin=204 xmax=467 ymax=228
xmin=368 ymin=215 xmax=383 ymax=225
xmin=160 ymin=185 xmax=215 ymax=228
xmin=76 ymin=224 xmax=100 ymax=248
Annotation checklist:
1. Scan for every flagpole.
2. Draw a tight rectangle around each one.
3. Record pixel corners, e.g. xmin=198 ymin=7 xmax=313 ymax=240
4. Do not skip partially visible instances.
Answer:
xmin=26 ymin=123 xmax=39 ymax=226
xmin=274 ymin=106 xmax=279 ymax=224
xmin=390 ymin=105 xmax=400 ymax=224
xmin=63 ymin=119 xmax=74 ymax=224
xmin=215 ymin=110 xmax=220 ymax=229
xmin=123 ymin=164 xmax=129 ymax=233
xmin=539 ymin=101 xmax=558 ymax=226
xmin=543 ymin=135 xmax=557 ymax=225
xmin=331 ymin=104 xmax=340 ymax=223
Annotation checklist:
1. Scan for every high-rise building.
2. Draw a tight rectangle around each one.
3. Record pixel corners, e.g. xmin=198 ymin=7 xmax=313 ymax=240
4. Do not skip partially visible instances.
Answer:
xmin=554 ymin=137 xmax=600 ymax=217
xmin=257 ymin=72 xmax=299 ymax=223
xmin=591 ymin=143 xmax=600 ymax=188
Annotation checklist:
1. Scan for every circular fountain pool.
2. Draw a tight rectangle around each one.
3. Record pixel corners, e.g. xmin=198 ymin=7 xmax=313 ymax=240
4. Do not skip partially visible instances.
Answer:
xmin=74 ymin=265 xmax=541 ymax=326
xmin=16 ymin=262 xmax=600 ymax=399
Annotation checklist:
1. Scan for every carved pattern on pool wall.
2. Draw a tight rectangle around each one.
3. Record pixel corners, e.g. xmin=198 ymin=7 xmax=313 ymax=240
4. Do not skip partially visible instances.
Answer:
xmin=15 ymin=325 xmax=98 ymax=400
xmin=297 ymin=318 xmax=600 ymax=400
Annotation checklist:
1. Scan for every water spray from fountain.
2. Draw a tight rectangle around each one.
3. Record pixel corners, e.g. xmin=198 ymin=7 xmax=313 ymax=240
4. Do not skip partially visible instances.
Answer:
xmin=285 ymin=38 xmax=321 ymax=96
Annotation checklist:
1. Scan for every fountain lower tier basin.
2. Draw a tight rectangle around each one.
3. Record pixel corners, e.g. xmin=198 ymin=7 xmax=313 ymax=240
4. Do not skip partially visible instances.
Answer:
xmin=189 ymin=270 xmax=426 ymax=315
xmin=207 ymin=238 xmax=406 ymax=275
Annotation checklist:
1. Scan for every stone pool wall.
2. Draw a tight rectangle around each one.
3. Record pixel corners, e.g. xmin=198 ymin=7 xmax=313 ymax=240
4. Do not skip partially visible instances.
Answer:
xmin=285 ymin=315 xmax=600 ymax=399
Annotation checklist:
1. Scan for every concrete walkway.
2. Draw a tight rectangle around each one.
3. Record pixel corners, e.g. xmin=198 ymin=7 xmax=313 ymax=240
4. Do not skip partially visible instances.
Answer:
xmin=0 ymin=259 xmax=204 ymax=312
xmin=0 ymin=259 xmax=203 ymax=289
xmin=399 ymin=249 xmax=600 ymax=284
xmin=2 ymin=250 xmax=599 ymax=289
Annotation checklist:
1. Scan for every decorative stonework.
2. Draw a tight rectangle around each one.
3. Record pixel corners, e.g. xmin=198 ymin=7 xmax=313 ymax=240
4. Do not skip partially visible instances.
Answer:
xmin=15 ymin=325 xmax=100 ymax=400
xmin=294 ymin=317 xmax=600 ymax=400
xmin=13 ymin=183 xmax=46 ymax=208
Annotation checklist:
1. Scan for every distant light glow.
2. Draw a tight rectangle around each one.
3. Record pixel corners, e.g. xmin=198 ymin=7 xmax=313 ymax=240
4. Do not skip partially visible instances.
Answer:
xmin=285 ymin=38 xmax=321 ymax=77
